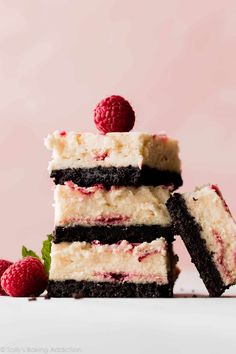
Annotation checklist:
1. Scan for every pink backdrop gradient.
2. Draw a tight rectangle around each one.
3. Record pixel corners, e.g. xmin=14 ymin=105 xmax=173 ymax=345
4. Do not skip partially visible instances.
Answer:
xmin=0 ymin=0 xmax=236 ymax=272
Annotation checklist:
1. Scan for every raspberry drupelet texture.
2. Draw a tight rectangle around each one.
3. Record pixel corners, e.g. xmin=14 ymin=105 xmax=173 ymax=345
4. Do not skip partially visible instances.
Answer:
xmin=94 ymin=95 xmax=135 ymax=134
xmin=0 ymin=260 xmax=13 ymax=295
xmin=1 ymin=256 xmax=48 ymax=297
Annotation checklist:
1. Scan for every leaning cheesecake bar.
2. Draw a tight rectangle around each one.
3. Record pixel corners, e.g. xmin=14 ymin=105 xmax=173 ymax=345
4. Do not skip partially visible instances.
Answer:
xmin=53 ymin=182 xmax=173 ymax=244
xmin=167 ymin=184 xmax=236 ymax=296
xmin=45 ymin=131 xmax=182 ymax=189
xmin=47 ymin=238 xmax=178 ymax=297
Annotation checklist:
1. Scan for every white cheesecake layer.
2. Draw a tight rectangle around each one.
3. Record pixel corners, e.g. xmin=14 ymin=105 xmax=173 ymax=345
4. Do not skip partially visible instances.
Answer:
xmin=54 ymin=183 xmax=171 ymax=227
xmin=49 ymin=238 xmax=169 ymax=284
xmin=45 ymin=131 xmax=181 ymax=172
xmin=183 ymin=185 xmax=236 ymax=285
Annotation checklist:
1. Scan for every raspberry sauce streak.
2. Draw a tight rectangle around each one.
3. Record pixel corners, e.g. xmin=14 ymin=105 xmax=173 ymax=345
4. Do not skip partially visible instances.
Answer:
xmin=62 ymin=215 xmax=130 ymax=226
xmin=212 ymin=229 xmax=233 ymax=283
xmin=65 ymin=181 xmax=104 ymax=195
xmin=211 ymin=184 xmax=232 ymax=216
xmin=93 ymin=271 xmax=166 ymax=284
xmin=93 ymin=151 xmax=109 ymax=161
xmin=90 ymin=240 xmax=164 ymax=263
xmin=59 ymin=130 xmax=67 ymax=137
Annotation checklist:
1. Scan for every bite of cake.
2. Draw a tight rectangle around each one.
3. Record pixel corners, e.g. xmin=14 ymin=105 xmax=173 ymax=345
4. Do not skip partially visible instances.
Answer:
xmin=53 ymin=182 xmax=173 ymax=244
xmin=48 ymin=238 xmax=178 ymax=298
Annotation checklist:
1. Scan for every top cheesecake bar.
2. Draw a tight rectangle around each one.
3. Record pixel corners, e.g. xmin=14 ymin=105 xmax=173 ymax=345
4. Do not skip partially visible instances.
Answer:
xmin=45 ymin=131 xmax=182 ymax=188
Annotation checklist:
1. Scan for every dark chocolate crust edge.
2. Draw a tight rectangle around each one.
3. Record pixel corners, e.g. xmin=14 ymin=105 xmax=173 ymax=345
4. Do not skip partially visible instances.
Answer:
xmin=47 ymin=280 xmax=173 ymax=298
xmin=50 ymin=166 xmax=183 ymax=189
xmin=166 ymin=194 xmax=229 ymax=297
xmin=53 ymin=224 xmax=174 ymax=244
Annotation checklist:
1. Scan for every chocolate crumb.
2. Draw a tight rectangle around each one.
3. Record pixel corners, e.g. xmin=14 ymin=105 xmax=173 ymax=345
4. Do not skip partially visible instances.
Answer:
xmin=72 ymin=292 xmax=84 ymax=299
xmin=192 ymin=294 xmax=197 ymax=298
xmin=28 ymin=297 xmax=37 ymax=301
xmin=193 ymin=197 xmax=198 ymax=201
xmin=44 ymin=293 xmax=51 ymax=300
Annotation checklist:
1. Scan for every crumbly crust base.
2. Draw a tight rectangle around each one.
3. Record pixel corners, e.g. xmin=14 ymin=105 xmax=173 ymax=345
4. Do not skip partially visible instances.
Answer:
xmin=53 ymin=224 xmax=173 ymax=244
xmin=47 ymin=279 xmax=173 ymax=298
xmin=51 ymin=166 xmax=183 ymax=189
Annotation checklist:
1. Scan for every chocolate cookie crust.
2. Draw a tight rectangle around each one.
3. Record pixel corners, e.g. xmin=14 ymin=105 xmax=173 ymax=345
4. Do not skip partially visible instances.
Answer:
xmin=53 ymin=224 xmax=174 ymax=244
xmin=50 ymin=166 xmax=183 ymax=189
xmin=47 ymin=280 xmax=173 ymax=298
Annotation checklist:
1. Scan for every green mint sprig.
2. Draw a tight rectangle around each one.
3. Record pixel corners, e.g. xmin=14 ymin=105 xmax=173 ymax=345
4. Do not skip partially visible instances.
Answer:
xmin=41 ymin=235 xmax=53 ymax=275
xmin=22 ymin=246 xmax=40 ymax=260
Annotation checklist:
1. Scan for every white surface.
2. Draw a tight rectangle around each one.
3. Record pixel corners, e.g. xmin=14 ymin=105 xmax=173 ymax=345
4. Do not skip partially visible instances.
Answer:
xmin=1 ymin=271 xmax=236 ymax=354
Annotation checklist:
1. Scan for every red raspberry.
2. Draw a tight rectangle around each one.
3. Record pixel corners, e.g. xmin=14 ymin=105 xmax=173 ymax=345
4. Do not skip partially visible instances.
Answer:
xmin=94 ymin=95 xmax=135 ymax=134
xmin=0 ymin=260 xmax=13 ymax=295
xmin=1 ymin=256 xmax=48 ymax=297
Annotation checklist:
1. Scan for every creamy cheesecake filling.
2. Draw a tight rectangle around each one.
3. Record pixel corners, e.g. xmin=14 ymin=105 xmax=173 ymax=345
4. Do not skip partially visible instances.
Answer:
xmin=54 ymin=183 xmax=171 ymax=227
xmin=183 ymin=185 xmax=236 ymax=285
xmin=49 ymin=238 xmax=169 ymax=284
xmin=45 ymin=131 xmax=181 ymax=172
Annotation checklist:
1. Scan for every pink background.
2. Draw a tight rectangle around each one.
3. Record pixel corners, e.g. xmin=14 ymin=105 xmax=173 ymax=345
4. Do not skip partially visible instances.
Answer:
xmin=0 ymin=0 xmax=236 ymax=272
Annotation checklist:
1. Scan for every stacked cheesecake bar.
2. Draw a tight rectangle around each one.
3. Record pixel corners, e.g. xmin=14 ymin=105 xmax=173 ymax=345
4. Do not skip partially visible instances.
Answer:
xmin=45 ymin=131 xmax=182 ymax=297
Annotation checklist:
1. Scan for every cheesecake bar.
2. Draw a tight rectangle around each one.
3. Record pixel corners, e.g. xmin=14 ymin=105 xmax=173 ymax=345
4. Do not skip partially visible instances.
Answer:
xmin=45 ymin=131 xmax=182 ymax=189
xmin=47 ymin=238 xmax=178 ymax=297
xmin=167 ymin=184 xmax=236 ymax=296
xmin=53 ymin=182 xmax=173 ymax=243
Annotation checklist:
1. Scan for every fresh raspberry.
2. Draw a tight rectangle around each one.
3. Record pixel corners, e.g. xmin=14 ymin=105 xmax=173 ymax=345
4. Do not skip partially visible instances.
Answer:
xmin=0 ymin=260 xmax=13 ymax=295
xmin=1 ymin=256 xmax=48 ymax=297
xmin=94 ymin=95 xmax=135 ymax=134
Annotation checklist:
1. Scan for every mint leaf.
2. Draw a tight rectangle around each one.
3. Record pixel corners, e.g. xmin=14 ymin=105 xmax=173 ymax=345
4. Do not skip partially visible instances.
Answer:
xmin=41 ymin=234 xmax=53 ymax=275
xmin=22 ymin=246 xmax=40 ymax=259
xmin=21 ymin=234 xmax=53 ymax=275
